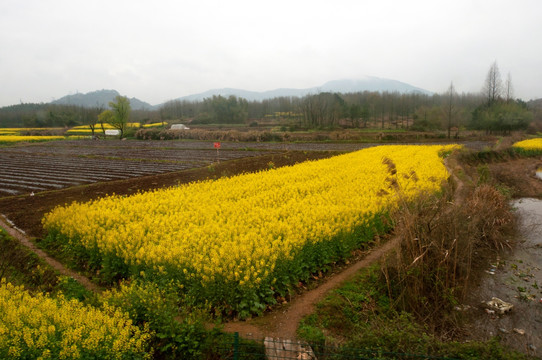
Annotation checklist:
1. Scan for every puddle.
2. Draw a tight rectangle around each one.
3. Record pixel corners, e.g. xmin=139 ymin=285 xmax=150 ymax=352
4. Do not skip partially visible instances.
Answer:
xmin=467 ymin=198 xmax=542 ymax=357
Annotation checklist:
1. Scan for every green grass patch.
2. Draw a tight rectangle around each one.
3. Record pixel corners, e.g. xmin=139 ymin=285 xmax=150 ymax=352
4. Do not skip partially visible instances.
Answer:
xmin=0 ymin=228 xmax=59 ymax=292
xmin=298 ymin=265 xmax=532 ymax=359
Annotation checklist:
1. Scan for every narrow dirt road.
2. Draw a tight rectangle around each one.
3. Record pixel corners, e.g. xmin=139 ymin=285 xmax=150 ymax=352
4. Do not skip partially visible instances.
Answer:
xmin=0 ymin=216 xmax=101 ymax=293
xmin=223 ymin=236 xmax=400 ymax=340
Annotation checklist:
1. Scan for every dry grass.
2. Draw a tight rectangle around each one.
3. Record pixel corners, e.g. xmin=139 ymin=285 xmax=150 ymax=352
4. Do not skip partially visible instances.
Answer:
xmin=380 ymin=160 xmax=515 ymax=336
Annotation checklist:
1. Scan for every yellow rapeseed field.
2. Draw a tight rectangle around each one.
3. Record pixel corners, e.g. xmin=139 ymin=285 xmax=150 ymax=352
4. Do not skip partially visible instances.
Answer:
xmin=142 ymin=122 xmax=167 ymax=128
xmin=0 ymin=135 xmax=65 ymax=143
xmin=43 ymin=145 xmax=457 ymax=314
xmin=0 ymin=280 xmax=151 ymax=359
xmin=0 ymin=127 xmax=62 ymax=132
xmin=513 ymin=138 xmax=542 ymax=152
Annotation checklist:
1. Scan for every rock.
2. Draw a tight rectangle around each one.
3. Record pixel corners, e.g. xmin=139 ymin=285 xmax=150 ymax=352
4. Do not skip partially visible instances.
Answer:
xmin=485 ymin=297 xmax=513 ymax=314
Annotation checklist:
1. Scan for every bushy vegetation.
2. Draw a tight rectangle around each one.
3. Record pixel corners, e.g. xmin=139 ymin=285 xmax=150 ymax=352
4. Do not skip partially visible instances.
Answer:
xmin=298 ymin=266 xmax=530 ymax=360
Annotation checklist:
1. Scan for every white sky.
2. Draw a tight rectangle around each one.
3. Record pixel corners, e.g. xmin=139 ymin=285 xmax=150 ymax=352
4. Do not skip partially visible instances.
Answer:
xmin=1 ymin=0 xmax=541 ymax=107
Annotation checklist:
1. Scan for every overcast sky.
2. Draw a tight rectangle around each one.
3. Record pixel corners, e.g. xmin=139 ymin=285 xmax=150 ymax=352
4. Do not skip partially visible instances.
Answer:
xmin=1 ymin=0 xmax=541 ymax=107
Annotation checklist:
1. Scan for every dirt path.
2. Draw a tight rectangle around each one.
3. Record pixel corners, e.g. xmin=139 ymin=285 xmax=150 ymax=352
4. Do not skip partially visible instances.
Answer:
xmin=223 ymin=236 xmax=400 ymax=339
xmin=0 ymin=216 xmax=101 ymax=293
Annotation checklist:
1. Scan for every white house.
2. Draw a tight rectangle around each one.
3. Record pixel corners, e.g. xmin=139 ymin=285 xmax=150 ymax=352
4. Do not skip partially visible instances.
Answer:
xmin=104 ymin=129 xmax=121 ymax=136
xmin=170 ymin=124 xmax=190 ymax=130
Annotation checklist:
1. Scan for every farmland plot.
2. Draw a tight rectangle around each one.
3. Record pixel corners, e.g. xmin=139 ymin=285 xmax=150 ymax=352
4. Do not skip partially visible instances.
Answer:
xmin=43 ymin=145 xmax=458 ymax=318
xmin=0 ymin=140 xmax=282 ymax=196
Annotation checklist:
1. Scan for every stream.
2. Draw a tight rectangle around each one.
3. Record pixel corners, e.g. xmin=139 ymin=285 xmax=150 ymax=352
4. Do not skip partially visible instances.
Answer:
xmin=468 ymin=198 xmax=542 ymax=357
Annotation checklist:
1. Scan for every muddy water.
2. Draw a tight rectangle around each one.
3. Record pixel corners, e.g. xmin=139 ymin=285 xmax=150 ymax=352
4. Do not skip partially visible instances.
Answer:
xmin=467 ymin=198 xmax=542 ymax=357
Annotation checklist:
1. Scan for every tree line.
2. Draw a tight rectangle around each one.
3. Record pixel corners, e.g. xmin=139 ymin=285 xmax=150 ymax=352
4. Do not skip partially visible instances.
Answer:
xmin=1 ymin=63 xmax=537 ymax=134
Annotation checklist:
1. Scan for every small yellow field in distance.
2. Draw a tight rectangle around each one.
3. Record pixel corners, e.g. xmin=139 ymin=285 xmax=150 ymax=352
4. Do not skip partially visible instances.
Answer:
xmin=513 ymin=138 xmax=542 ymax=152
xmin=0 ymin=135 xmax=65 ymax=143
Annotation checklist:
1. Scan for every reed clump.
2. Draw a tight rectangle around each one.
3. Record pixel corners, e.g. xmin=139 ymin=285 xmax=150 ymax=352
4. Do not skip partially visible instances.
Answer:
xmin=380 ymin=159 xmax=515 ymax=335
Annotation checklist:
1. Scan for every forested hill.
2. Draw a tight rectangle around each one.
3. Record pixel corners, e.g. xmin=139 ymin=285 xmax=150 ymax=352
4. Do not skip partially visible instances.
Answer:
xmin=51 ymin=90 xmax=153 ymax=110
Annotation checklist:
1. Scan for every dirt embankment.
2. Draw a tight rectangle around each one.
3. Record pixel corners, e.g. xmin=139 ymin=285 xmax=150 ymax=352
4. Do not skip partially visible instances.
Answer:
xmin=488 ymin=157 xmax=542 ymax=198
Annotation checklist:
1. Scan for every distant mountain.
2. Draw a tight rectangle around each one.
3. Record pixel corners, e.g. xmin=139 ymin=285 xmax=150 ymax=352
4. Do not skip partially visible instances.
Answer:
xmin=51 ymin=89 xmax=153 ymax=110
xmin=175 ymin=87 xmax=311 ymax=103
xmin=169 ymin=77 xmax=433 ymax=104
xmin=319 ymin=77 xmax=432 ymax=95
xmin=48 ymin=77 xmax=433 ymax=110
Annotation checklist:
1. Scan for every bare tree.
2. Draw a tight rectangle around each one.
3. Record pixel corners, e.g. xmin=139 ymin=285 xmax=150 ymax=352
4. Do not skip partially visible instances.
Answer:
xmin=482 ymin=61 xmax=502 ymax=106
xmin=446 ymin=82 xmax=456 ymax=139
xmin=505 ymin=72 xmax=514 ymax=102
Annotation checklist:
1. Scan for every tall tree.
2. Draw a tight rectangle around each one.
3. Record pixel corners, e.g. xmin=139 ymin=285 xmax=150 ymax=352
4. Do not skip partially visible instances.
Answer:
xmin=109 ymin=96 xmax=131 ymax=138
xmin=505 ymin=72 xmax=514 ymax=102
xmin=482 ymin=61 xmax=503 ymax=106
xmin=300 ymin=92 xmax=346 ymax=128
xmin=446 ymin=82 xmax=456 ymax=139
xmin=97 ymin=110 xmax=114 ymax=136
xmin=84 ymin=105 xmax=104 ymax=137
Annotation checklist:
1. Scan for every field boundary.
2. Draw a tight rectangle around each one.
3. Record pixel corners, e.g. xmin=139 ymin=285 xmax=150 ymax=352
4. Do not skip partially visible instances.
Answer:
xmin=0 ymin=215 xmax=101 ymax=293
xmin=222 ymin=235 xmax=401 ymax=340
